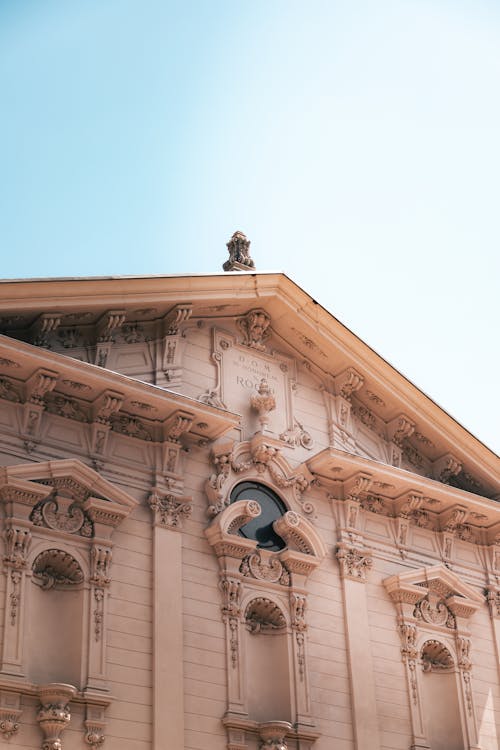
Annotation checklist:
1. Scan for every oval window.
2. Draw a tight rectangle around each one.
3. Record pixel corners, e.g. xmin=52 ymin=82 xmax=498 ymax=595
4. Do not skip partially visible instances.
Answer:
xmin=230 ymin=481 xmax=287 ymax=551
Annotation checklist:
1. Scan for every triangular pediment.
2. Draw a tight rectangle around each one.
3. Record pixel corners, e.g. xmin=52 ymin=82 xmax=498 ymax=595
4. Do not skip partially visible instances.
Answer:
xmin=0 ymin=272 xmax=497 ymax=498
xmin=2 ymin=458 xmax=137 ymax=510
xmin=384 ymin=564 xmax=483 ymax=621
xmin=0 ymin=459 xmax=138 ymax=538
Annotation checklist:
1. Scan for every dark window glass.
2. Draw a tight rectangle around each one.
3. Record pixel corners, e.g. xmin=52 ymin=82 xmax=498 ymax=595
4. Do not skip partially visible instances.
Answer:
xmin=230 ymin=481 xmax=287 ymax=551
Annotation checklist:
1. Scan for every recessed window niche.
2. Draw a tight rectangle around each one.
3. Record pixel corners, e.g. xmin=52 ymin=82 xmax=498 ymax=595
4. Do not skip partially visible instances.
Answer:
xmin=28 ymin=549 xmax=85 ymax=687
xmin=420 ymin=640 xmax=464 ymax=750
xmin=244 ymin=596 xmax=291 ymax=723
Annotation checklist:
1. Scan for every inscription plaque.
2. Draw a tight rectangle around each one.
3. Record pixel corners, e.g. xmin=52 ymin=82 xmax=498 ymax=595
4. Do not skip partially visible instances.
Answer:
xmin=213 ymin=329 xmax=295 ymax=439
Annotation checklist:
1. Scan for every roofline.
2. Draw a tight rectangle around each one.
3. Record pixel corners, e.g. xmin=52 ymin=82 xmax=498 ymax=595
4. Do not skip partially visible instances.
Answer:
xmin=0 ymin=270 xmax=497 ymax=466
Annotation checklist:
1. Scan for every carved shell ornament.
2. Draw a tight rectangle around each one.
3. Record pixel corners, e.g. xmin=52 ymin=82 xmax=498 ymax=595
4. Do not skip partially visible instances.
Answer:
xmin=245 ymin=597 xmax=286 ymax=633
xmin=32 ymin=549 xmax=84 ymax=589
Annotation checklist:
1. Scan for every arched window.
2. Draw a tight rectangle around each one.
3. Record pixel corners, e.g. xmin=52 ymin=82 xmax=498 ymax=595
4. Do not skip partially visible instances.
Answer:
xmin=230 ymin=482 xmax=287 ymax=551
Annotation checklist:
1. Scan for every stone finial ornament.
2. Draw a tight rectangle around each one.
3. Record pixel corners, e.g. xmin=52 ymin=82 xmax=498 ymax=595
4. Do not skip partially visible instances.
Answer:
xmin=251 ymin=379 xmax=276 ymax=432
xmin=223 ymin=231 xmax=255 ymax=271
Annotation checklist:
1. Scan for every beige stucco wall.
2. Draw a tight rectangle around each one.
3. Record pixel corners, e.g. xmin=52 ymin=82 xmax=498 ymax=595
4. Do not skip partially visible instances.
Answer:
xmin=0 ymin=306 xmax=498 ymax=750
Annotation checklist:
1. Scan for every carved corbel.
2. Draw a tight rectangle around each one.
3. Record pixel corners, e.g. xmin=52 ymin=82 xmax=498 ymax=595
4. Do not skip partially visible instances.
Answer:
xmin=89 ymin=390 xmax=124 ymax=456
xmin=440 ymin=506 xmax=473 ymax=550
xmin=23 ymin=368 xmax=59 ymax=438
xmin=433 ymin=453 xmax=462 ymax=485
xmin=163 ymin=410 xmax=194 ymax=444
xmin=30 ymin=312 xmax=63 ymax=348
xmin=342 ymin=474 xmax=372 ymax=530
xmin=387 ymin=414 xmax=415 ymax=447
xmin=335 ymin=367 xmax=364 ymax=402
xmin=84 ymin=703 xmax=106 ymax=750
xmin=163 ymin=303 xmax=193 ymax=336
xmin=84 ymin=722 xmax=106 ymax=749
xmin=160 ymin=304 xmax=192 ymax=385
xmin=0 ymin=691 xmax=21 ymax=740
xmin=96 ymin=310 xmax=126 ymax=343
xmin=94 ymin=309 xmax=126 ymax=366
xmin=148 ymin=489 xmax=192 ymax=531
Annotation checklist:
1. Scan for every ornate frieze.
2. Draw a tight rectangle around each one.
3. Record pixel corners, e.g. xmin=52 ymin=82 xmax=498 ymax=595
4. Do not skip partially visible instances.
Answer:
xmin=45 ymin=395 xmax=88 ymax=423
xmin=110 ymin=413 xmax=153 ymax=441
xmin=0 ymin=376 xmax=21 ymax=403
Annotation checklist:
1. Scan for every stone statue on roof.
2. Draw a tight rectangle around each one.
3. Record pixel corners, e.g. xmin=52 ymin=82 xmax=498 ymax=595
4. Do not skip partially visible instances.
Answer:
xmin=223 ymin=231 xmax=255 ymax=272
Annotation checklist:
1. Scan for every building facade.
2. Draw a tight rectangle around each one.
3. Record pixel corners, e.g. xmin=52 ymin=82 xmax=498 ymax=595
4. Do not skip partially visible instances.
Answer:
xmin=0 ymin=234 xmax=498 ymax=750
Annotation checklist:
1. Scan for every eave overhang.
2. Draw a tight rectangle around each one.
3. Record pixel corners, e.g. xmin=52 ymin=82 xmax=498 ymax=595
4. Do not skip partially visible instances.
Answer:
xmin=0 ymin=334 xmax=240 ymax=444
xmin=308 ymin=447 xmax=500 ymax=543
xmin=0 ymin=270 xmax=497 ymax=486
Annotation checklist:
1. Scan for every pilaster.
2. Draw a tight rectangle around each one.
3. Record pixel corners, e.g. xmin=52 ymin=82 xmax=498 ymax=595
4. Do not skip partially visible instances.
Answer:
xmin=149 ymin=488 xmax=192 ymax=750
xmin=336 ymin=543 xmax=381 ymax=750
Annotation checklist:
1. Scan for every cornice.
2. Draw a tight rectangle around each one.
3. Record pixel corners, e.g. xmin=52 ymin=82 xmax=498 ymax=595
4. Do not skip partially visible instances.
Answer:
xmin=0 ymin=334 xmax=239 ymax=444
xmin=308 ymin=446 xmax=500 ymax=542
xmin=0 ymin=271 xmax=497 ymax=481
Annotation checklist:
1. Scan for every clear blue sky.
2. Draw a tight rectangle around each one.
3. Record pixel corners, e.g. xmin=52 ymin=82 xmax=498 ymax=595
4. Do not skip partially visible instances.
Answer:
xmin=1 ymin=1 xmax=499 ymax=453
